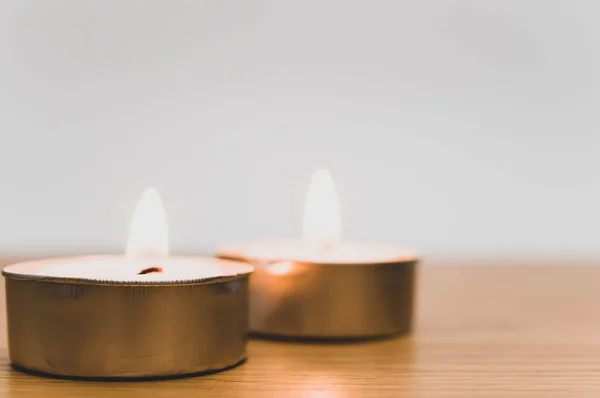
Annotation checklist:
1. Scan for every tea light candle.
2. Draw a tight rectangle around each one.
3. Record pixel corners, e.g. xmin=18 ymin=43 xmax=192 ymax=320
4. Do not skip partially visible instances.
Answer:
xmin=3 ymin=188 xmax=253 ymax=379
xmin=218 ymin=169 xmax=419 ymax=340
xmin=32 ymin=189 xmax=225 ymax=282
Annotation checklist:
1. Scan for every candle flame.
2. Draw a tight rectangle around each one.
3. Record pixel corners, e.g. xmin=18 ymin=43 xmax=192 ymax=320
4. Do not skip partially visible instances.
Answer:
xmin=302 ymin=168 xmax=342 ymax=249
xmin=126 ymin=187 xmax=169 ymax=258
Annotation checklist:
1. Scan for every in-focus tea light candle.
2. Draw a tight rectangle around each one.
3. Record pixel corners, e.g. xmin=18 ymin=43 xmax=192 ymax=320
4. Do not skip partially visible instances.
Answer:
xmin=35 ymin=189 xmax=225 ymax=282
xmin=218 ymin=169 xmax=419 ymax=340
xmin=3 ymin=188 xmax=253 ymax=379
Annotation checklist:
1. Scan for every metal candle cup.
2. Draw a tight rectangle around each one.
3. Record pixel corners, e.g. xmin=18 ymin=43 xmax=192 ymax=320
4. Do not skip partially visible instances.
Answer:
xmin=218 ymin=168 xmax=419 ymax=339
xmin=218 ymin=241 xmax=418 ymax=339
xmin=3 ymin=256 xmax=253 ymax=379
xmin=2 ymin=187 xmax=255 ymax=379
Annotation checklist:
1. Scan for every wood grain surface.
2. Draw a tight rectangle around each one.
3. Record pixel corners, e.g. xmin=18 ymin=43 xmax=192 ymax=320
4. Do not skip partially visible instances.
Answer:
xmin=0 ymin=258 xmax=598 ymax=397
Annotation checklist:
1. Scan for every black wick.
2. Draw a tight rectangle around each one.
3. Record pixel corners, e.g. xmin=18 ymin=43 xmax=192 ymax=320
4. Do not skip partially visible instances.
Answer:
xmin=138 ymin=266 xmax=163 ymax=275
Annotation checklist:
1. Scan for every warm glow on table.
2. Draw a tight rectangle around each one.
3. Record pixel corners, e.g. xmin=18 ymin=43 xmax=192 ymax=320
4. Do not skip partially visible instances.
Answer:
xmin=0 ymin=259 xmax=598 ymax=397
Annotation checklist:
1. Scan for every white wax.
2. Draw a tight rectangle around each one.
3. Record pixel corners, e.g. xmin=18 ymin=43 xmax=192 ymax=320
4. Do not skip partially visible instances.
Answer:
xmin=218 ymin=239 xmax=417 ymax=264
xmin=4 ymin=255 xmax=248 ymax=282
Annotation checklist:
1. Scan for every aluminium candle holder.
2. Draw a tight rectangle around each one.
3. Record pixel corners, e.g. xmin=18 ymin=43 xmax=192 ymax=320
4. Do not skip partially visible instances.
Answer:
xmin=218 ymin=250 xmax=418 ymax=340
xmin=2 ymin=258 xmax=253 ymax=379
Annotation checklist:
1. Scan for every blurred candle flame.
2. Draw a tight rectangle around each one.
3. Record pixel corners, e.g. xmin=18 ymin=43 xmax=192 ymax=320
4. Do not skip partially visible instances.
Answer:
xmin=126 ymin=187 xmax=169 ymax=258
xmin=302 ymin=168 xmax=342 ymax=249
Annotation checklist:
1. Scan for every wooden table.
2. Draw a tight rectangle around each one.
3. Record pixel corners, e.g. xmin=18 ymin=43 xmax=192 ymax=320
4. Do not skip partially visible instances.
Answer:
xmin=0 ymin=259 xmax=599 ymax=397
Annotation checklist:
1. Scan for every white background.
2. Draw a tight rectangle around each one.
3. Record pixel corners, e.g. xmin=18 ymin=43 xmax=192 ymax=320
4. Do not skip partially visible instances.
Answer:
xmin=1 ymin=1 xmax=599 ymax=259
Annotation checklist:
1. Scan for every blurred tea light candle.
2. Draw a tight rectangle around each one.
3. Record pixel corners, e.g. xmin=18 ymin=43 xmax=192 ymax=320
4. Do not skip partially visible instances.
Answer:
xmin=218 ymin=169 xmax=419 ymax=340
xmin=2 ymin=187 xmax=253 ymax=379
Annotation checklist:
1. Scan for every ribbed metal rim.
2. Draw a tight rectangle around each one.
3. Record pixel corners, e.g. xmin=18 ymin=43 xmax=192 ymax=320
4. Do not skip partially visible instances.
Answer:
xmin=2 ymin=270 xmax=252 ymax=286
xmin=2 ymin=256 xmax=254 ymax=286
